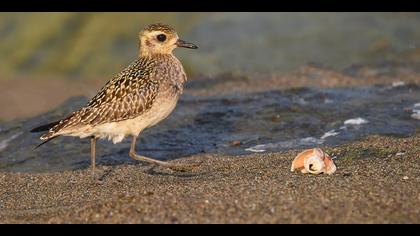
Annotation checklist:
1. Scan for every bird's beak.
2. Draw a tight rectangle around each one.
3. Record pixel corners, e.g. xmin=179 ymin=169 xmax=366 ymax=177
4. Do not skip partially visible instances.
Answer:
xmin=176 ymin=39 xmax=198 ymax=49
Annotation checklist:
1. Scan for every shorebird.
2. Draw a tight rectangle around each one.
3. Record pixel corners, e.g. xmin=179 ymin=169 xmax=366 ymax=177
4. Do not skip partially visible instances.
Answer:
xmin=31 ymin=23 xmax=198 ymax=175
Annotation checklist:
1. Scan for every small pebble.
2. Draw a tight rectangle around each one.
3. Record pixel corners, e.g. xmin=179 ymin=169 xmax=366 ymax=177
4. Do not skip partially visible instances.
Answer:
xmin=403 ymin=176 xmax=409 ymax=180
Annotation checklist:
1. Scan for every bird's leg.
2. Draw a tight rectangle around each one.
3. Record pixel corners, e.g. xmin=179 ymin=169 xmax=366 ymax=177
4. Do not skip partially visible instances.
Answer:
xmin=129 ymin=136 xmax=177 ymax=167
xmin=129 ymin=136 xmax=200 ymax=172
xmin=91 ymin=137 xmax=97 ymax=177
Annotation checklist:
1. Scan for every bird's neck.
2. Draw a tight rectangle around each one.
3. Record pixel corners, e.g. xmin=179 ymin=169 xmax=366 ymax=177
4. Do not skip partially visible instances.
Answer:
xmin=138 ymin=52 xmax=176 ymax=62
xmin=138 ymin=47 xmax=174 ymax=57
xmin=136 ymin=52 xmax=186 ymax=87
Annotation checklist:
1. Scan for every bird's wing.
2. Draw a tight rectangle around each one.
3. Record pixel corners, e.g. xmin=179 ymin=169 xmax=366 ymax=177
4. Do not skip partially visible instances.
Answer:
xmin=40 ymin=60 xmax=160 ymax=140
xmin=83 ymin=75 xmax=160 ymax=126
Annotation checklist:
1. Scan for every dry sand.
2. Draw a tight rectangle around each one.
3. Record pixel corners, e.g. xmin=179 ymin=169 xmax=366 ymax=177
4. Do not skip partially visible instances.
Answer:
xmin=0 ymin=134 xmax=418 ymax=223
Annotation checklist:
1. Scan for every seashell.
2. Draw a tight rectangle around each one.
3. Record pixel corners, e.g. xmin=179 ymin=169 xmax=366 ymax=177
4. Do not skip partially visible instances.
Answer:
xmin=291 ymin=148 xmax=336 ymax=175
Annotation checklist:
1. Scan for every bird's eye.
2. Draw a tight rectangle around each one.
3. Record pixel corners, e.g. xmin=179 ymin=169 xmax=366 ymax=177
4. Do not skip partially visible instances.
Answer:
xmin=157 ymin=34 xmax=167 ymax=42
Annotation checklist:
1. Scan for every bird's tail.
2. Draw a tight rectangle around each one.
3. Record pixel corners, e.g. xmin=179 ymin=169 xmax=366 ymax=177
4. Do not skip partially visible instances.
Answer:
xmin=33 ymin=136 xmax=59 ymax=149
xmin=32 ymin=109 xmax=87 ymax=148
xmin=31 ymin=120 xmax=64 ymax=140
xmin=31 ymin=120 xmax=62 ymax=149
xmin=30 ymin=121 xmax=60 ymax=133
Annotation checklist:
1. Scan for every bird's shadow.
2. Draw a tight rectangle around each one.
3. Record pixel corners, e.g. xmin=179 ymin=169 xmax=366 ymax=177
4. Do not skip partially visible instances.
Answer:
xmin=87 ymin=159 xmax=209 ymax=180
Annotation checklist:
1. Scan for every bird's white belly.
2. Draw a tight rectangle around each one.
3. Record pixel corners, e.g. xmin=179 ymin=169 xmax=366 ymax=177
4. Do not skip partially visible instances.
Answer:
xmin=69 ymin=95 xmax=179 ymax=144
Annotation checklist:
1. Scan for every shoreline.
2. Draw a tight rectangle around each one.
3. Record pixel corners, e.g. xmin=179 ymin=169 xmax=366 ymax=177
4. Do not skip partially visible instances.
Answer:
xmin=2 ymin=64 xmax=420 ymax=122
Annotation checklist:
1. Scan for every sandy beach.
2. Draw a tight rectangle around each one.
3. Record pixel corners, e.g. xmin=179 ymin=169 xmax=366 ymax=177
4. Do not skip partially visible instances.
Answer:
xmin=1 ymin=13 xmax=420 ymax=224
xmin=1 ymin=64 xmax=419 ymax=223
xmin=0 ymin=134 xmax=418 ymax=223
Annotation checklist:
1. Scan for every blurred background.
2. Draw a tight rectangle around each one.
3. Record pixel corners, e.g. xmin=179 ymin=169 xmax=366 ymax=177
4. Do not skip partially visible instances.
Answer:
xmin=1 ymin=12 xmax=420 ymax=121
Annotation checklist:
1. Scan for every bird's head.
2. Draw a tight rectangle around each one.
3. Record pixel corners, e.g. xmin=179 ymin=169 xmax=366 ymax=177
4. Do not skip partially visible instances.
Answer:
xmin=138 ymin=23 xmax=198 ymax=56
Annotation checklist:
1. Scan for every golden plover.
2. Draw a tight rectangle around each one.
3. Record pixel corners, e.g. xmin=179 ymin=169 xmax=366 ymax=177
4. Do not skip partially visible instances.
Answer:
xmin=31 ymin=23 xmax=198 ymax=174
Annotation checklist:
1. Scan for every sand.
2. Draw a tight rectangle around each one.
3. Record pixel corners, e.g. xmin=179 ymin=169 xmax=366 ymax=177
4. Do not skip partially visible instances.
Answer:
xmin=0 ymin=134 xmax=418 ymax=223
xmin=1 ymin=65 xmax=419 ymax=223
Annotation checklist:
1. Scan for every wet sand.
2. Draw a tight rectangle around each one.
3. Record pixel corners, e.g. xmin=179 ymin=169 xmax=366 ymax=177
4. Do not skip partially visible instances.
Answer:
xmin=0 ymin=134 xmax=418 ymax=223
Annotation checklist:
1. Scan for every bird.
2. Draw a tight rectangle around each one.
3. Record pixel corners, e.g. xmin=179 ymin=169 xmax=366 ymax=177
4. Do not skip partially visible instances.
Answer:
xmin=31 ymin=23 xmax=199 ymax=175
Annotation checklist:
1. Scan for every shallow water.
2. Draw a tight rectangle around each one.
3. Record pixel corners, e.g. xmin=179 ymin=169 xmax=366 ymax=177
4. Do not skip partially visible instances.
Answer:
xmin=0 ymin=82 xmax=418 ymax=173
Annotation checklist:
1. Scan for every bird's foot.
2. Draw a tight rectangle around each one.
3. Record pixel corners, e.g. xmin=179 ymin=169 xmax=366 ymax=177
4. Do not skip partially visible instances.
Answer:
xmin=129 ymin=151 xmax=201 ymax=172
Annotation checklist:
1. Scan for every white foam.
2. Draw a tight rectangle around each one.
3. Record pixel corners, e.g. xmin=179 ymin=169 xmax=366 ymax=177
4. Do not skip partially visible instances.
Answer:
xmin=299 ymin=137 xmax=324 ymax=144
xmin=0 ymin=132 xmax=23 ymax=152
xmin=344 ymin=117 xmax=369 ymax=125
xmin=411 ymin=112 xmax=420 ymax=120
xmin=245 ymin=145 xmax=267 ymax=153
xmin=245 ymin=137 xmax=324 ymax=153
xmin=245 ymin=118 xmax=369 ymax=154
xmin=320 ymin=129 xmax=340 ymax=140
xmin=392 ymin=81 xmax=406 ymax=87
xmin=411 ymin=103 xmax=420 ymax=120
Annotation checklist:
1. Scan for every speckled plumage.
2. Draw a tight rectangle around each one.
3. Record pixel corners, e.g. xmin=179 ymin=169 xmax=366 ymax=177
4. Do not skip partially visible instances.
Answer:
xmin=144 ymin=23 xmax=176 ymax=34
xmin=39 ymin=24 xmax=189 ymax=144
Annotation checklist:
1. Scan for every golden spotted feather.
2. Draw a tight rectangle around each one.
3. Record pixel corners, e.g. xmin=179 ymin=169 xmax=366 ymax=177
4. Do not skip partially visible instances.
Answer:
xmin=40 ymin=58 xmax=160 ymax=140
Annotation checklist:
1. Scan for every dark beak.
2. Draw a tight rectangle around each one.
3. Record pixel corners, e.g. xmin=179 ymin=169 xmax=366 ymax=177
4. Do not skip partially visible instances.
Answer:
xmin=176 ymin=39 xmax=198 ymax=49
